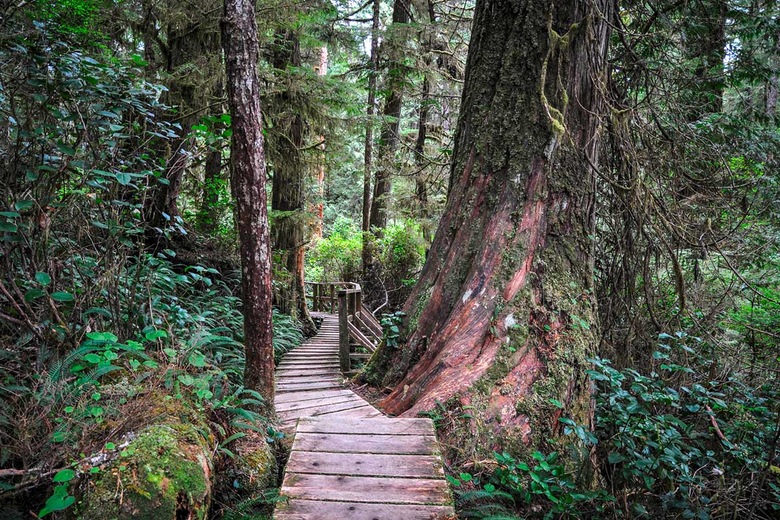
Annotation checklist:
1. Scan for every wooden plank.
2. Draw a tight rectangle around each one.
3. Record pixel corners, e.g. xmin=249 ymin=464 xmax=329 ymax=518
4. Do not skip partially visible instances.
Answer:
xmin=296 ymin=417 xmax=434 ymax=436
xmin=279 ymin=402 xmax=374 ymax=420
xmin=278 ymin=359 xmax=339 ymax=366
xmin=330 ymin=407 xmax=384 ymax=419
xmin=280 ymin=474 xmax=451 ymax=505
xmin=347 ymin=320 xmax=375 ymax=350
xmin=274 ymin=389 xmax=354 ymax=404
xmin=277 ymin=363 xmax=340 ymax=369
xmin=276 ymin=375 xmax=342 ymax=385
xmin=276 ymin=381 xmax=343 ymax=392
xmin=353 ymin=314 xmax=381 ymax=343
xmin=286 ymin=451 xmax=445 ymax=479
xmin=283 ymin=351 xmax=337 ymax=356
xmin=274 ymin=499 xmax=454 ymax=520
xmin=360 ymin=304 xmax=383 ymax=337
xmin=292 ymin=432 xmax=437 ymax=455
xmin=275 ymin=369 xmax=340 ymax=378
xmin=281 ymin=356 xmax=338 ymax=362
xmin=276 ymin=395 xmax=363 ymax=413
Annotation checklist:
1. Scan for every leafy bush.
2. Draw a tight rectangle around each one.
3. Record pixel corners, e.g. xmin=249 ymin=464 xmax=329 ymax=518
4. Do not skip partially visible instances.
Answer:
xmin=307 ymin=216 xmax=363 ymax=282
xmin=590 ymin=333 xmax=780 ymax=519
xmin=447 ymin=332 xmax=780 ymax=519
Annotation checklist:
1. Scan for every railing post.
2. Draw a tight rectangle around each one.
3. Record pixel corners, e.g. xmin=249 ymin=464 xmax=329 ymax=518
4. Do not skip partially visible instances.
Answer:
xmin=338 ymin=290 xmax=350 ymax=372
xmin=356 ymin=290 xmax=362 ymax=321
xmin=315 ymin=284 xmax=320 ymax=312
xmin=330 ymin=284 xmax=335 ymax=314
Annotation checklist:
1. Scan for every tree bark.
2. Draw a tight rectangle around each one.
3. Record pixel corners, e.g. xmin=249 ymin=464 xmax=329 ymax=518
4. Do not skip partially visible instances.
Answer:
xmin=362 ymin=0 xmax=381 ymax=233
xmin=413 ymin=0 xmax=436 ymax=243
xmin=269 ymin=30 xmax=316 ymax=336
xmin=311 ymin=46 xmax=328 ymax=241
xmin=222 ymin=0 xmax=275 ymax=402
xmin=367 ymin=0 xmax=613 ymax=452
xmin=368 ymin=0 xmax=411 ymax=231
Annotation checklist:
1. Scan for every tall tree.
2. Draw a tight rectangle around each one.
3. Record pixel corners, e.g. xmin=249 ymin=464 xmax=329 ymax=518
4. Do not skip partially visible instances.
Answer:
xmin=363 ymin=0 xmax=411 ymax=305
xmin=367 ymin=0 xmax=613 ymax=450
xmin=362 ymin=0 xmax=381 ymax=233
xmin=368 ymin=0 xmax=411 ymax=230
xmin=222 ymin=0 xmax=275 ymax=401
xmin=268 ymin=29 xmax=316 ymax=335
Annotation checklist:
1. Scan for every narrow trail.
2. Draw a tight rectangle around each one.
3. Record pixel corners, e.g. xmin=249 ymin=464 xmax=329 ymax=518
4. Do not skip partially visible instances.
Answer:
xmin=273 ymin=313 xmax=454 ymax=520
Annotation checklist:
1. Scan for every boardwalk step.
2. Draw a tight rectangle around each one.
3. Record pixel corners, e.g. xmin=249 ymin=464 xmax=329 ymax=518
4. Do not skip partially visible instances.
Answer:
xmin=273 ymin=314 xmax=453 ymax=519
xmin=274 ymin=500 xmax=454 ymax=520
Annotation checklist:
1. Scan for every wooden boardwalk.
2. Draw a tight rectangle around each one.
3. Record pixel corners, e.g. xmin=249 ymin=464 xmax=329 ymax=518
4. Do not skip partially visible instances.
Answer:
xmin=274 ymin=313 xmax=454 ymax=520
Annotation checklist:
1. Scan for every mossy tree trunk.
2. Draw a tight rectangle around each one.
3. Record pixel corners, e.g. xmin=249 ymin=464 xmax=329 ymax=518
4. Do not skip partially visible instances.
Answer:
xmin=362 ymin=0 xmax=380 ymax=234
xmin=269 ymin=30 xmax=316 ymax=336
xmin=364 ymin=0 xmax=411 ymax=305
xmin=368 ymin=0 xmax=613 ymax=452
xmin=368 ymin=0 xmax=411 ymax=232
xmin=222 ymin=0 xmax=275 ymax=402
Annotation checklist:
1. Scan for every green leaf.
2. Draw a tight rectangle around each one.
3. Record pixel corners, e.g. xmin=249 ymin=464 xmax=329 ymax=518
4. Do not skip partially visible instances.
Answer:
xmin=24 ymin=288 xmax=46 ymax=302
xmin=86 ymin=331 xmax=118 ymax=342
xmin=14 ymin=200 xmax=34 ymax=211
xmin=115 ymin=172 xmax=131 ymax=185
xmin=145 ymin=329 xmax=168 ymax=341
xmin=56 ymin=142 xmax=76 ymax=156
xmin=0 ymin=221 xmax=18 ymax=232
xmin=83 ymin=307 xmax=112 ymax=318
xmin=83 ymin=353 xmax=101 ymax=364
xmin=39 ymin=485 xmax=75 ymax=517
xmin=188 ymin=352 xmax=207 ymax=367
xmin=53 ymin=469 xmax=76 ymax=483
xmin=51 ymin=291 xmax=74 ymax=302
xmin=35 ymin=272 xmax=51 ymax=286
xmin=607 ymin=452 xmax=626 ymax=464
xmin=131 ymin=54 xmax=149 ymax=67
xmin=178 ymin=374 xmax=195 ymax=386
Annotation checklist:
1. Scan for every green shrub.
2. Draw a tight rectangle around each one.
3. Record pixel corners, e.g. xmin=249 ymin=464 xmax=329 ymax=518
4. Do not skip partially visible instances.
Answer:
xmin=307 ymin=216 xmax=363 ymax=282
xmin=590 ymin=333 xmax=780 ymax=519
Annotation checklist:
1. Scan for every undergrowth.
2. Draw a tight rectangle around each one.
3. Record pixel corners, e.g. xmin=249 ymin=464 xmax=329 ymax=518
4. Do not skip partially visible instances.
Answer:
xmin=449 ymin=333 xmax=780 ymax=520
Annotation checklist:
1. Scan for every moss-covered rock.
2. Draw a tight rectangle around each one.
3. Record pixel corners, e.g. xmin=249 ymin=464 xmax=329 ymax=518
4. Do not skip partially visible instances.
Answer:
xmin=231 ymin=433 xmax=277 ymax=494
xmin=78 ymin=422 xmax=212 ymax=520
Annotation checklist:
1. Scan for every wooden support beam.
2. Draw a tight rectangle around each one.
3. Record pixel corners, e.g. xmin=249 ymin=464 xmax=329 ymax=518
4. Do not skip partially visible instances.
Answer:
xmin=338 ymin=290 xmax=350 ymax=372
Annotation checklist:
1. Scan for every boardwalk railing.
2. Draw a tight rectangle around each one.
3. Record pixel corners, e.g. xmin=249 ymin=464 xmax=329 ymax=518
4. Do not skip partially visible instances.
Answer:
xmin=305 ymin=281 xmax=382 ymax=372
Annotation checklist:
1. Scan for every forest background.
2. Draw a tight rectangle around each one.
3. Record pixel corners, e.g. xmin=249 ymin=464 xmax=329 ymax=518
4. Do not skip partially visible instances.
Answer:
xmin=0 ymin=0 xmax=779 ymax=519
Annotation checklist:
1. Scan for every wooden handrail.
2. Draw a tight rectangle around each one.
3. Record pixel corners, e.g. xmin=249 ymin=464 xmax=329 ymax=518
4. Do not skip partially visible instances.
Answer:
xmin=306 ymin=281 xmax=381 ymax=372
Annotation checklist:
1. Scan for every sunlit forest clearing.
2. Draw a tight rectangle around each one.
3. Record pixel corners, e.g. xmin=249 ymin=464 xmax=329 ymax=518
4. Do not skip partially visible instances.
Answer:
xmin=1 ymin=0 xmax=779 ymax=518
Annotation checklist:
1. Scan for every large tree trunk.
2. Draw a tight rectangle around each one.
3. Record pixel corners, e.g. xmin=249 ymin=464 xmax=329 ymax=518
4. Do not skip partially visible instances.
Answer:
xmin=368 ymin=0 xmax=410 ymax=231
xmin=311 ymin=46 xmax=328 ymax=241
xmin=362 ymin=0 xmax=380 ymax=233
xmin=269 ymin=30 xmax=316 ymax=336
xmin=222 ymin=0 xmax=275 ymax=402
xmin=367 ymin=0 xmax=613 ymax=452
xmin=413 ymin=0 xmax=436 ymax=243
xmin=364 ymin=0 xmax=411 ymax=306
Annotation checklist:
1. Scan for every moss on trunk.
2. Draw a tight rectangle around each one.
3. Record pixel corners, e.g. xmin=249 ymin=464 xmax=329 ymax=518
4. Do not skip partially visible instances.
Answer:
xmin=364 ymin=0 xmax=613 ymax=462
xmin=78 ymin=422 xmax=212 ymax=520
